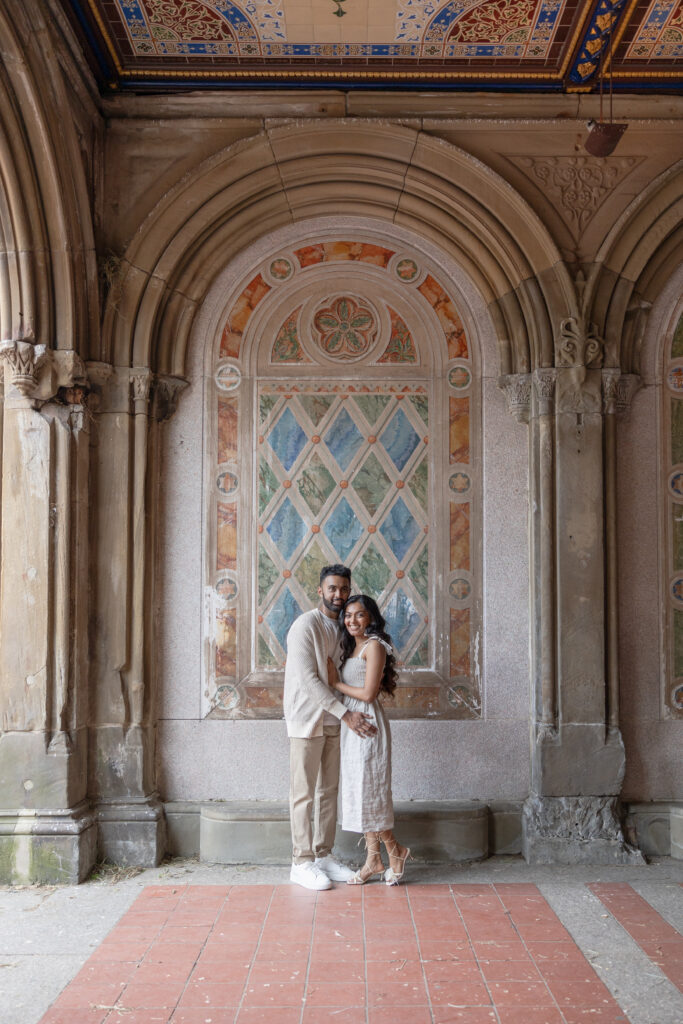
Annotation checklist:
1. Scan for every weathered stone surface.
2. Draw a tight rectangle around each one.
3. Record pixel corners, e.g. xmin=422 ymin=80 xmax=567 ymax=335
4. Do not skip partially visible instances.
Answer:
xmin=522 ymin=795 xmax=644 ymax=865
xmin=531 ymin=724 xmax=626 ymax=797
xmin=670 ymin=805 xmax=683 ymax=860
xmin=0 ymin=804 xmax=96 ymax=884
xmin=199 ymin=801 xmax=489 ymax=865
xmin=96 ymin=799 xmax=166 ymax=867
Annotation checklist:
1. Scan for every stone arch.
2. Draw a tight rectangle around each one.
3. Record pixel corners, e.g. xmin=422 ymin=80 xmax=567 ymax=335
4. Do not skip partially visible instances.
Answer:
xmin=587 ymin=160 xmax=683 ymax=373
xmin=196 ymin=222 xmax=487 ymax=721
xmin=0 ymin=3 xmax=97 ymax=354
xmin=102 ymin=121 xmax=574 ymax=378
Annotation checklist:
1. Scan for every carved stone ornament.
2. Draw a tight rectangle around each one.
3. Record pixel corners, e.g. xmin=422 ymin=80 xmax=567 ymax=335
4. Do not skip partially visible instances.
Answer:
xmin=130 ymin=369 xmax=152 ymax=404
xmin=533 ymin=368 xmax=557 ymax=403
xmin=510 ymin=156 xmax=640 ymax=238
xmin=524 ymin=795 xmax=625 ymax=842
xmin=556 ymin=317 xmax=604 ymax=369
xmin=152 ymin=374 xmax=189 ymax=422
xmin=498 ymin=373 xmax=531 ymax=423
xmin=0 ymin=339 xmax=86 ymax=401
xmin=601 ymin=368 xmax=621 ymax=414
xmin=0 ymin=338 xmax=48 ymax=396
xmin=616 ymin=373 xmax=642 ymax=414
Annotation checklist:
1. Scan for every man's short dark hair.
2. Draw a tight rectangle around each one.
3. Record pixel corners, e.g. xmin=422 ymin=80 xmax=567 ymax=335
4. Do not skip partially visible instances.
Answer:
xmin=319 ymin=564 xmax=351 ymax=585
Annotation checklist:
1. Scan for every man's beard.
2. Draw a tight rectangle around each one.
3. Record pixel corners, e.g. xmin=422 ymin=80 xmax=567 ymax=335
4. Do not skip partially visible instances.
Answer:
xmin=321 ymin=597 xmax=343 ymax=616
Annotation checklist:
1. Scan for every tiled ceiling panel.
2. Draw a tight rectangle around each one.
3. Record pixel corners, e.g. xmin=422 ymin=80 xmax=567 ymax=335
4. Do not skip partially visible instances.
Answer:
xmin=61 ymin=0 xmax=683 ymax=90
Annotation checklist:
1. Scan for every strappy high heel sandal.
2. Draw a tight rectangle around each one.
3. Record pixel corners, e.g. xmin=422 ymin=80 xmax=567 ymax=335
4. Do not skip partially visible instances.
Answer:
xmin=347 ymin=831 xmax=385 ymax=885
xmin=379 ymin=829 xmax=411 ymax=886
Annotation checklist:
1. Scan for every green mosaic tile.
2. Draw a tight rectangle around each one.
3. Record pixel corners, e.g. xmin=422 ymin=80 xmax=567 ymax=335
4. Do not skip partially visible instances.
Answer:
xmin=408 ymin=542 xmax=429 ymax=602
xmin=259 ymin=457 xmax=280 ymax=515
xmin=352 ymin=452 xmax=391 ymax=516
xmin=260 ymin=394 xmax=278 ymax=423
xmin=673 ymin=507 xmax=683 ymax=571
xmin=674 ymin=608 xmax=683 ymax=678
xmin=258 ymin=633 xmax=277 ymax=667
xmin=408 ymin=634 xmax=429 ymax=667
xmin=410 ymin=395 xmax=429 ymax=426
xmin=672 ymin=399 xmax=683 ymax=465
xmin=352 ymin=394 xmax=391 ymax=425
xmin=353 ymin=544 xmax=391 ymax=599
xmin=297 ymin=452 xmax=336 ymax=516
xmin=408 ymin=458 xmax=428 ymax=511
xmin=258 ymin=545 xmax=279 ymax=604
xmin=299 ymin=394 xmax=334 ymax=426
xmin=672 ymin=313 xmax=683 ymax=359
xmin=294 ymin=540 xmax=329 ymax=603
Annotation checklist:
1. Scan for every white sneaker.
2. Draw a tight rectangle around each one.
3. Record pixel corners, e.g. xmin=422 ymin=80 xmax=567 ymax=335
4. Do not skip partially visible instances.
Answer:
xmin=290 ymin=861 xmax=332 ymax=890
xmin=314 ymin=855 xmax=355 ymax=882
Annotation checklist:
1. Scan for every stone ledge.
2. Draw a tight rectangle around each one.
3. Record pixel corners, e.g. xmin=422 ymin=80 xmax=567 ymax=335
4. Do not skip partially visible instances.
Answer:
xmin=198 ymin=801 xmax=490 ymax=866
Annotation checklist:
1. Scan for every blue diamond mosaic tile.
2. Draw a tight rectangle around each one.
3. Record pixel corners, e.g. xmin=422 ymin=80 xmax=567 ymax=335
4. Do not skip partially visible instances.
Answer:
xmin=324 ymin=407 xmax=364 ymax=472
xmin=380 ymin=407 xmax=420 ymax=471
xmin=384 ymin=588 xmax=421 ymax=651
xmin=379 ymin=497 xmax=419 ymax=561
xmin=266 ymin=497 xmax=306 ymax=560
xmin=323 ymin=496 xmax=364 ymax=561
xmin=267 ymin=406 xmax=308 ymax=472
xmin=268 ymin=587 xmax=303 ymax=652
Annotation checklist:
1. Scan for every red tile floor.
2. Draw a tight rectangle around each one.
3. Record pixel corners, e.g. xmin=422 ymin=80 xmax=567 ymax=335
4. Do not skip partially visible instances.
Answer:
xmin=37 ymin=881 xmax=680 ymax=1024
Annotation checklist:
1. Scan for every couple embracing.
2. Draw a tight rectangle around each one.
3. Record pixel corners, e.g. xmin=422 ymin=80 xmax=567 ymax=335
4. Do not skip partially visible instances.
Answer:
xmin=284 ymin=563 xmax=410 ymax=891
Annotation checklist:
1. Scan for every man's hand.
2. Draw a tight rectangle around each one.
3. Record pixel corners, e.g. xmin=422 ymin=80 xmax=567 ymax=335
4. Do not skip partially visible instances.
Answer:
xmin=342 ymin=710 xmax=377 ymax=737
xmin=327 ymin=656 xmax=339 ymax=688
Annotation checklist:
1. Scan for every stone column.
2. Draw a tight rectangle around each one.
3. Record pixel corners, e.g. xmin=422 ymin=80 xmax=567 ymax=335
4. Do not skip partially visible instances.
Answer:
xmin=88 ymin=364 xmax=186 ymax=866
xmin=519 ymin=318 xmax=643 ymax=864
xmin=0 ymin=338 xmax=96 ymax=883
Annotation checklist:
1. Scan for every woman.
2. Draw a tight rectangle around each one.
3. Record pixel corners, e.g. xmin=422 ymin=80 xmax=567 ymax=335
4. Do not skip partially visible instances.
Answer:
xmin=327 ymin=594 xmax=411 ymax=885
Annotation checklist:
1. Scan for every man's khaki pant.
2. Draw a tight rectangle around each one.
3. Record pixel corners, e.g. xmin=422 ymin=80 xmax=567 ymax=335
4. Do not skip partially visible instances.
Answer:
xmin=289 ymin=724 xmax=340 ymax=864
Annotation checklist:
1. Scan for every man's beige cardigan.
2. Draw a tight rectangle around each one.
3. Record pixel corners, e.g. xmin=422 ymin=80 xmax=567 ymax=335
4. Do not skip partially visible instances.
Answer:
xmin=283 ymin=608 xmax=347 ymax=738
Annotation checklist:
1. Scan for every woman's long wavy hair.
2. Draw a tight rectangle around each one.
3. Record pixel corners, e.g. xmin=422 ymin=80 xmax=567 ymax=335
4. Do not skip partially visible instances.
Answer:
xmin=339 ymin=594 xmax=398 ymax=697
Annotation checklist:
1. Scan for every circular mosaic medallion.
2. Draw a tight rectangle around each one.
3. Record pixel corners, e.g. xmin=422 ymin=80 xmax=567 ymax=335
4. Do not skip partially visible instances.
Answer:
xmin=670 ymin=471 xmax=683 ymax=498
xmin=214 ymin=683 xmax=241 ymax=711
xmin=270 ymin=257 xmax=293 ymax=281
xmin=448 ymin=365 xmax=471 ymax=390
xmin=217 ymin=470 xmax=238 ymax=496
xmin=450 ymin=578 xmax=471 ymax=601
xmin=672 ymin=684 xmax=683 ymax=710
xmin=668 ymin=366 xmax=683 ymax=392
xmin=216 ymin=574 xmax=238 ymax=603
xmin=395 ymin=258 xmax=419 ymax=282
xmin=449 ymin=471 xmax=471 ymax=495
xmin=672 ymin=578 xmax=683 ymax=604
xmin=215 ymin=364 xmax=241 ymax=392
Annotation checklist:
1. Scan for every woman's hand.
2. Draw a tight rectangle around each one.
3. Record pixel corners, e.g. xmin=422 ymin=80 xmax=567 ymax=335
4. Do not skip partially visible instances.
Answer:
xmin=327 ymin=657 xmax=340 ymax=689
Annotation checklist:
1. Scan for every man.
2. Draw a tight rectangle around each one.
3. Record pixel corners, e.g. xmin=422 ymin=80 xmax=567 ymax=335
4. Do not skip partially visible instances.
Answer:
xmin=284 ymin=563 xmax=377 ymax=890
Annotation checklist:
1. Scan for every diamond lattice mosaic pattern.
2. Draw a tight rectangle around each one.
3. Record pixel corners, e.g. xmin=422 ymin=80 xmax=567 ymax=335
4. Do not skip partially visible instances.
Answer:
xmin=257 ymin=385 xmax=431 ymax=675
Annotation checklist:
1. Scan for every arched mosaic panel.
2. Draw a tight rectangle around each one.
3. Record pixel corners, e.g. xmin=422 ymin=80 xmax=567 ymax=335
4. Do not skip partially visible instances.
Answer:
xmin=663 ymin=309 xmax=683 ymax=718
xmin=206 ymin=239 xmax=479 ymax=720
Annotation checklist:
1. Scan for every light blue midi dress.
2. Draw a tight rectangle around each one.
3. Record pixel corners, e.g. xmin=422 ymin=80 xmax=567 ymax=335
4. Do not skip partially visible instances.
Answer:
xmin=339 ymin=637 xmax=394 ymax=833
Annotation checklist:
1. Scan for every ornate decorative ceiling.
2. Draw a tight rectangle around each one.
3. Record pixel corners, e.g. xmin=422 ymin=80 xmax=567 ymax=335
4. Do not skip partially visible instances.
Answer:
xmin=62 ymin=0 xmax=683 ymax=91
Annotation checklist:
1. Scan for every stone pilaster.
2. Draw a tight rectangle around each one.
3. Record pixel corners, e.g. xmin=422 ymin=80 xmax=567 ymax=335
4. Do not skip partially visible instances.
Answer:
xmin=88 ymin=364 xmax=187 ymax=866
xmin=0 ymin=339 xmax=96 ymax=882
xmin=514 ymin=318 xmax=642 ymax=864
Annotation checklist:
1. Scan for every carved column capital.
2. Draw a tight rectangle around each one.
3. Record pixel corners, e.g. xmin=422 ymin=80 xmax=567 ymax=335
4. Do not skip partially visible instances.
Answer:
xmin=130 ymin=369 xmax=152 ymax=414
xmin=555 ymin=316 xmax=604 ymax=369
xmin=601 ymin=368 xmax=621 ymax=414
xmin=0 ymin=338 xmax=49 ymax=398
xmin=498 ymin=373 xmax=531 ymax=423
xmin=152 ymin=374 xmax=189 ymax=422
xmin=532 ymin=368 xmax=557 ymax=415
xmin=616 ymin=373 xmax=642 ymax=415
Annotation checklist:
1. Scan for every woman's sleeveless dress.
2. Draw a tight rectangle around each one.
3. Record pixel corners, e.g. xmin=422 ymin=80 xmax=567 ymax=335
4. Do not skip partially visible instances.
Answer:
xmin=339 ymin=638 xmax=394 ymax=833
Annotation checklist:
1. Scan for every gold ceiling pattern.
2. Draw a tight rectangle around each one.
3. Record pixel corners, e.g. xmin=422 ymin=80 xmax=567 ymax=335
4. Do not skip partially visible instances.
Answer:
xmin=61 ymin=0 xmax=683 ymax=89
